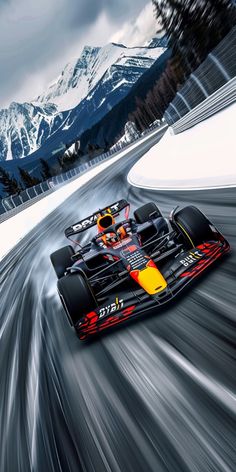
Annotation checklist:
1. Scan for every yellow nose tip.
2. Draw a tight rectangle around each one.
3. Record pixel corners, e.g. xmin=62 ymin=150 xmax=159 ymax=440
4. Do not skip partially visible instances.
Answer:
xmin=131 ymin=265 xmax=167 ymax=295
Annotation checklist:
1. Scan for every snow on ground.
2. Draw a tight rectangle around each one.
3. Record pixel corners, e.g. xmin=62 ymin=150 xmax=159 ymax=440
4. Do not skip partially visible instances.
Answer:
xmin=0 ymin=126 xmax=164 ymax=261
xmin=128 ymin=103 xmax=236 ymax=190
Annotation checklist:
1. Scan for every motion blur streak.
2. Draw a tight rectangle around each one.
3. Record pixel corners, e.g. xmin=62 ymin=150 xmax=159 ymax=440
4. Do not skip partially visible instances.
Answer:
xmin=0 ymin=134 xmax=236 ymax=472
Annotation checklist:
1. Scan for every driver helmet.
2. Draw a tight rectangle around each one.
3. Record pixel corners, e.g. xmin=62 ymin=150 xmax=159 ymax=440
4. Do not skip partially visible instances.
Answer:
xmin=97 ymin=213 xmax=115 ymax=232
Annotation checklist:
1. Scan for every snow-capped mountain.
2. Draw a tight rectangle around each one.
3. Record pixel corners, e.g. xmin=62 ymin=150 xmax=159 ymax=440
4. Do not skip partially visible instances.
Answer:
xmin=35 ymin=46 xmax=101 ymax=112
xmin=146 ymin=36 xmax=168 ymax=48
xmin=0 ymin=102 xmax=67 ymax=161
xmin=35 ymin=43 xmax=164 ymax=112
xmin=0 ymin=40 xmax=166 ymax=161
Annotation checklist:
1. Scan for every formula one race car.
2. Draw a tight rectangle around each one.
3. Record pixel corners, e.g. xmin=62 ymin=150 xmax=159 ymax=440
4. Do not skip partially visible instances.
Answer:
xmin=50 ymin=199 xmax=230 ymax=340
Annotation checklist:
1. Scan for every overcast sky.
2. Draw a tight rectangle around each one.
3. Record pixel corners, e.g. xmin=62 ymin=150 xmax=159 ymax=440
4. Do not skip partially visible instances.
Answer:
xmin=0 ymin=0 xmax=157 ymax=109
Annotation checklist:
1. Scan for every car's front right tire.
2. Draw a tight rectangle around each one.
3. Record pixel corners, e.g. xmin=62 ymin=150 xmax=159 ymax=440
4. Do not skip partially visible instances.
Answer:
xmin=134 ymin=202 xmax=162 ymax=224
xmin=57 ymin=273 xmax=97 ymax=325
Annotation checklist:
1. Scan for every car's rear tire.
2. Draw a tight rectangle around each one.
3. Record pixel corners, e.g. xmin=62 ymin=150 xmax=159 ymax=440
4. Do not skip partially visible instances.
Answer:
xmin=134 ymin=202 xmax=162 ymax=224
xmin=57 ymin=273 xmax=97 ymax=325
xmin=50 ymin=245 xmax=74 ymax=279
xmin=174 ymin=206 xmax=214 ymax=248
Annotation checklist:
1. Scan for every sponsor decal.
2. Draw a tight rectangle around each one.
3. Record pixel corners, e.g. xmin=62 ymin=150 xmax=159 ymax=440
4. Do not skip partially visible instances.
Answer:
xmin=72 ymin=213 xmax=100 ymax=232
xmin=71 ymin=203 xmax=121 ymax=232
xmin=113 ymin=237 xmax=132 ymax=249
xmin=108 ymin=202 xmax=120 ymax=213
xmin=180 ymin=249 xmax=203 ymax=267
xmin=99 ymin=297 xmax=124 ymax=318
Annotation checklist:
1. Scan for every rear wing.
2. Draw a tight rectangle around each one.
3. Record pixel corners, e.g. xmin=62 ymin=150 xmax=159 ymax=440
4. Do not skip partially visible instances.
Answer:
xmin=65 ymin=199 xmax=129 ymax=237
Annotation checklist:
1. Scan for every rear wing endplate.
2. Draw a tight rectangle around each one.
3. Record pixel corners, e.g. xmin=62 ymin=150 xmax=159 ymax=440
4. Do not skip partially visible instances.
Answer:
xmin=65 ymin=199 xmax=129 ymax=237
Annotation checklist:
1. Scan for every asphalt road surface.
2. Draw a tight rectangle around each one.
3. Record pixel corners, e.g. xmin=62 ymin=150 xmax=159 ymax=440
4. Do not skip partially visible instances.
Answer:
xmin=0 ymin=133 xmax=236 ymax=472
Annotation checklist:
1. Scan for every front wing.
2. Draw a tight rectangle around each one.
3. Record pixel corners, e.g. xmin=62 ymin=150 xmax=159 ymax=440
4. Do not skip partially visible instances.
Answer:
xmin=76 ymin=237 xmax=229 ymax=340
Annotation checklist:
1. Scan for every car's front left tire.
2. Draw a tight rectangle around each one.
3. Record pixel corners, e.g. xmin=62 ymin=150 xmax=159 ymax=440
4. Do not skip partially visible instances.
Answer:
xmin=57 ymin=273 xmax=97 ymax=325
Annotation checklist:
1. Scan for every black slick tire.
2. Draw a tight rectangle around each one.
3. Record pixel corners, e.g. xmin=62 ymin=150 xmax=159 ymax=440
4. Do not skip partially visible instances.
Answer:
xmin=174 ymin=206 xmax=214 ymax=248
xmin=50 ymin=245 xmax=74 ymax=279
xmin=57 ymin=273 xmax=97 ymax=325
xmin=134 ymin=202 xmax=162 ymax=224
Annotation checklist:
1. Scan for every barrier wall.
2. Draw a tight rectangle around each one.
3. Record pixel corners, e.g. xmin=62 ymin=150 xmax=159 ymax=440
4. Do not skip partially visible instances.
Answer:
xmin=0 ymin=121 xmax=162 ymax=218
xmin=164 ymin=27 xmax=236 ymax=128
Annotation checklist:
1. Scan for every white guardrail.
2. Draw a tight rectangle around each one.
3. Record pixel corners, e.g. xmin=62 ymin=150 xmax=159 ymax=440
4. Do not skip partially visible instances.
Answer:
xmin=1 ymin=73 xmax=235 ymax=220
xmin=170 ymin=76 xmax=236 ymax=134
xmin=0 ymin=122 xmax=165 ymax=221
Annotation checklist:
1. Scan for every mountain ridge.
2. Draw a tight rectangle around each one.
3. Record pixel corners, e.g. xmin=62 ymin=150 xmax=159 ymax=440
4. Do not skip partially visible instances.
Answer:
xmin=0 ymin=37 xmax=167 ymax=162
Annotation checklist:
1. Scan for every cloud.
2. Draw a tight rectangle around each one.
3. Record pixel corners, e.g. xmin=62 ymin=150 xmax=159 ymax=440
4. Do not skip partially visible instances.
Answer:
xmin=109 ymin=2 xmax=158 ymax=47
xmin=0 ymin=0 xmax=150 ymax=108
xmin=7 ymin=11 xmax=116 ymax=105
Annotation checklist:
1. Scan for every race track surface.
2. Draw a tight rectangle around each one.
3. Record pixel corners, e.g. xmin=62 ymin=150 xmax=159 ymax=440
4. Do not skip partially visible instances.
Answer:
xmin=0 ymin=134 xmax=236 ymax=472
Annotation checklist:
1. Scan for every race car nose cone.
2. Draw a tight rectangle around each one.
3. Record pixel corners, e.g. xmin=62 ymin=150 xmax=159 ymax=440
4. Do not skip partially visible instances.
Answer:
xmin=130 ymin=264 xmax=167 ymax=295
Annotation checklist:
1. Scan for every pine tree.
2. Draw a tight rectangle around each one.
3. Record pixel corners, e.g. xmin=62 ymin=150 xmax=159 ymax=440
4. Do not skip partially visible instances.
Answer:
xmin=113 ymin=0 xmax=236 ymax=136
xmin=57 ymin=156 xmax=64 ymax=170
xmin=0 ymin=166 xmax=22 ymax=196
xmin=18 ymin=167 xmax=41 ymax=188
xmin=149 ymin=0 xmax=236 ymax=125
xmin=206 ymin=0 xmax=236 ymax=44
xmin=153 ymin=0 xmax=236 ymax=71
xmin=40 ymin=158 xmax=53 ymax=180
